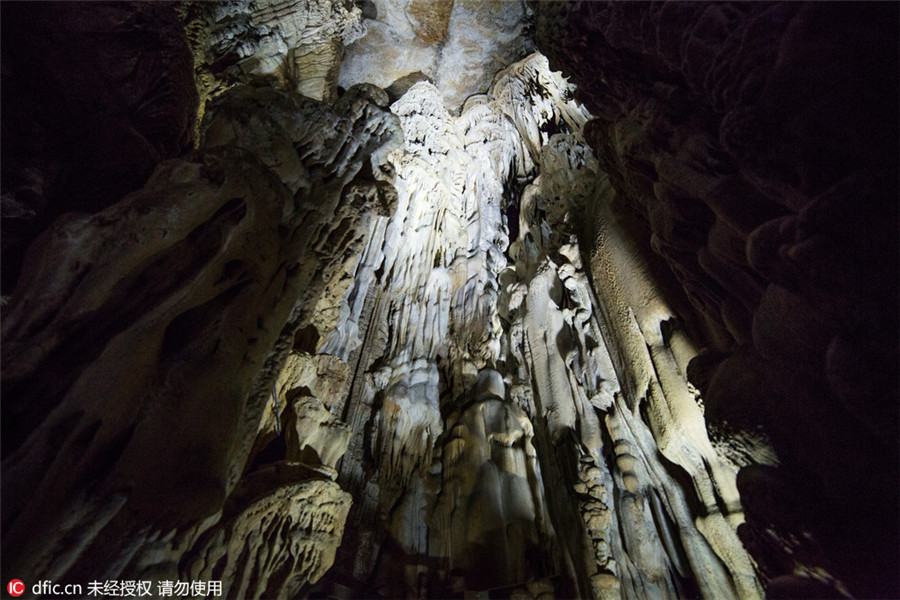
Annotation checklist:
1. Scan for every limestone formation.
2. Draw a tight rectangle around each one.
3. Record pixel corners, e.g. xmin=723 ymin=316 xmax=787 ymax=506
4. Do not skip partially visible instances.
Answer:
xmin=2 ymin=2 xmax=896 ymax=599
xmin=1 ymin=59 xmax=402 ymax=593
xmin=338 ymin=0 xmax=534 ymax=110
xmin=315 ymin=52 xmax=762 ymax=599
xmin=182 ymin=0 xmax=365 ymax=103
xmin=429 ymin=371 xmax=551 ymax=591
xmin=185 ymin=475 xmax=351 ymax=598
xmin=533 ymin=2 xmax=899 ymax=597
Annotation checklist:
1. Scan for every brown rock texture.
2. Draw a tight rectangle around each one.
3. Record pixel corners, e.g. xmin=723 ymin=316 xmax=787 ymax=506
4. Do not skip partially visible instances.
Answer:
xmin=179 ymin=0 xmax=365 ymax=108
xmin=408 ymin=0 xmax=454 ymax=46
xmin=184 ymin=474 xmax=352 ymax=598
xmin=1 ymin=71 xmax=402 ymax=591
xmin=338 ymin=0 xmax=534 ymax=110
xmin=533 ymin=2 xmax=899 ymax=597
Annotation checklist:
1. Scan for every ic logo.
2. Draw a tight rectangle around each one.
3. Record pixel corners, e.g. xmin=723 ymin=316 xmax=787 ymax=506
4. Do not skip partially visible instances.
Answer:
xmin=7 ymin=580 xmax=24 ymax=597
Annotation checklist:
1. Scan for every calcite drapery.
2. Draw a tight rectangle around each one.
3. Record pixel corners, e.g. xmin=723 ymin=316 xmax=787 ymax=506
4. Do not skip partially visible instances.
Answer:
xmin=185 ymin=472 xmax=351 ymax=599
xmin=314 ymin=52 xmax=763 ymax=599
xmin=182 ymin=0 xmax=365 ymax=104
xmin=429 ymin=370 xmax=552 ymax=591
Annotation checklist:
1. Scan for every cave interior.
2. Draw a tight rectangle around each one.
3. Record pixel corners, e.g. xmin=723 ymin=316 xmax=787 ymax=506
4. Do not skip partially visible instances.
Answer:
xmin=1 ymin=1 xmax=898 ymax=599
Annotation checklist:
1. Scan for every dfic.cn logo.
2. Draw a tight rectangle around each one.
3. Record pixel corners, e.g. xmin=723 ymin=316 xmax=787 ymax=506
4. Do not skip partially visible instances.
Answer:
xmin=7 ymin=580 xmax=24 ymax=597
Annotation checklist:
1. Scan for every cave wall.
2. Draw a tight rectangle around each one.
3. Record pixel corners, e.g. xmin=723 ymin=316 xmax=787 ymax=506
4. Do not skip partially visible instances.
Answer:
xmin=533 ymin=3 xmax=899 ymax=598
xmin=0 ymin=1 xmax=198 ymax=293
xmin=1 ymin=2 xmax=897 ymax=599
xmin=2 ymin=2 xmax=403 ymax=596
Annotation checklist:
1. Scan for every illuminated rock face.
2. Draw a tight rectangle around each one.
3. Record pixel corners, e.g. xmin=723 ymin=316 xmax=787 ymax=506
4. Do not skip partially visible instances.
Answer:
xmin=3 ymin=28 xmax=762 ymax=592
xmin=3 ymin=3 xmax=895 ymax=599
xmin=183 ymin=0 xmax=365 ymax=102
xmin=338 ymin=0 xmax=534 ymax=110
xmin=184 ymin=476 xmax=351 ymax=598
xmin=314 ymin=52 xmax=762 ymax=599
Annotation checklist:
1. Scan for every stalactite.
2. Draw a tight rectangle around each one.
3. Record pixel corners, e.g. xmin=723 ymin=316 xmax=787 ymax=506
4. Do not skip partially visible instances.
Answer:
xmin=7 ymin=3 xmax=886 ymax=597
xmin=315 ymin=51 xmax=762 ymax=599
